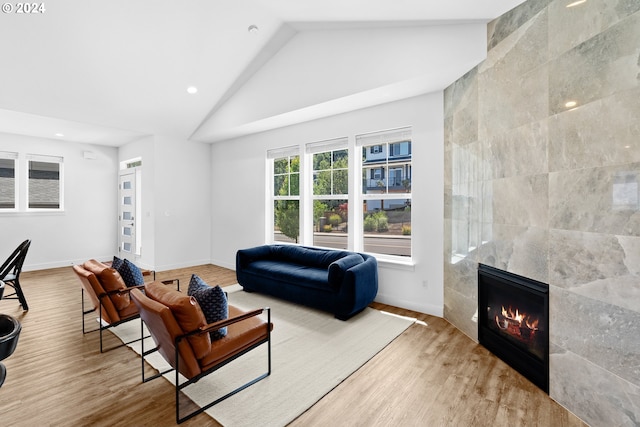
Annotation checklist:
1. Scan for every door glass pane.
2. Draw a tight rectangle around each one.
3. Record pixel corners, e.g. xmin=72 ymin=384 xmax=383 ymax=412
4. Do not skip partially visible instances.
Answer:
xmin=123 ymin=196 xmax=132 ymax=205
xmin=123 ymin=227 xmax=132 ymax=236
xmin=122 ymin=211 xmax=132 ymax=220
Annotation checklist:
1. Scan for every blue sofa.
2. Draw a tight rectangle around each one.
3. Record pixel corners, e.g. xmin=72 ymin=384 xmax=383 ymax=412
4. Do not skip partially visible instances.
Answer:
xmin=236 ymin=245 xmax=378 ymax=320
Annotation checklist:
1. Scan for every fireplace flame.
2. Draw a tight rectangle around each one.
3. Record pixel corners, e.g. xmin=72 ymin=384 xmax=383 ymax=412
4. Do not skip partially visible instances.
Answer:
xmin=494 ymin=305 xmax=540 ymax=344
xmin=501 ymin=306 xmax=523 ymax=323
xmin=499 ymin=306 xmax=539 ymax=331
xmin=526 ymin=318 xmax=539 ymax=330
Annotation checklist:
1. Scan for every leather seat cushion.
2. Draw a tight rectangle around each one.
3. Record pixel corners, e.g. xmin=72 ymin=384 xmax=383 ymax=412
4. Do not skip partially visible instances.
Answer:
xmin=199 ymin=305 xmax=270 ymax=370
xmin=117 ymin=300 xmax=139 ymax=320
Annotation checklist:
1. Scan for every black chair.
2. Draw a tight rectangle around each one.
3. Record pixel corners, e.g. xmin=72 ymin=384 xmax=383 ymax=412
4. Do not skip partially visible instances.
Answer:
xmin=0 ymin=240 xmax=31 ymax=311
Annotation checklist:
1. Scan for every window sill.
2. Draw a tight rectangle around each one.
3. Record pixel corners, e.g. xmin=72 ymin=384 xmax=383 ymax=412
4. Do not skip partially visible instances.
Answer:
xmin=0 ymin=210 xmax=65 ymax=216
xmin=371 ymin=254 xmax=415 ymax=271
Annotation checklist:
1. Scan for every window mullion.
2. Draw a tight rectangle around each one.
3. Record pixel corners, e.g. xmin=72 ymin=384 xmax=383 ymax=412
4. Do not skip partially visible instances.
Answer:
xmin=350 ymin=135 xmax=361 ymax=252
xmin=300 ymin=147 xmax=313 ymax=245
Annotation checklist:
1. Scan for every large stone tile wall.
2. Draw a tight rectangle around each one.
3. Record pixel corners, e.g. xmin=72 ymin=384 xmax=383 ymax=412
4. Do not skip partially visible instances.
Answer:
xmin=444 ymin=0 xmax=640 ymax=425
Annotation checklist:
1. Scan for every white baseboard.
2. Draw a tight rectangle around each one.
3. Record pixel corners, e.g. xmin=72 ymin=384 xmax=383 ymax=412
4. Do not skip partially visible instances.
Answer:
xmin=374 ymin=292 xmax=443 ymax=318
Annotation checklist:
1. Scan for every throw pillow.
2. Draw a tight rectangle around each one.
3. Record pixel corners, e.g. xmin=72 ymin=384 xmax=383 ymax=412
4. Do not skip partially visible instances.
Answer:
xmin=117 ymin=259 xmax=145 ymax=288
xmin=111 ymin=256 xmax=124 ymax=270
xmin=187 ymin=274 xmax=228 ymax=340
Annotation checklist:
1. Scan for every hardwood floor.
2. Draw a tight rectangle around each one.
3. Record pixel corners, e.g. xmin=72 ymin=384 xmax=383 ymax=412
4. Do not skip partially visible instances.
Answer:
xmin=0 ymin=264 xmax=586 ymax=426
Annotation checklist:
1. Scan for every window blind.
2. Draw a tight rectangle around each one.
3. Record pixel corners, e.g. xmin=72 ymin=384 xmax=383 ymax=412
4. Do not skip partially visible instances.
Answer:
xmin=305 ymin=137 xmax=348 ymax=154
xmin=266 ymin=145 xmax=300 ymax=159
xmin=355 ymin=126 xmax=412 ymax=147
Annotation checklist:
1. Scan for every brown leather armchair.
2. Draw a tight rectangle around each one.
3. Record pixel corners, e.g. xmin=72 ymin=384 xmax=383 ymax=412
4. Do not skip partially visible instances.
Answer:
xmin=72 ymin=259 xmax=178 ymax=352
xmin=130 ymin=282 xmax=272 ymax=424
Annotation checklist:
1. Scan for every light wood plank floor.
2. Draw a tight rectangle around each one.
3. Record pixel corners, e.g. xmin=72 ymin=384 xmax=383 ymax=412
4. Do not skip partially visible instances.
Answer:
xmin=0 ymin=264 xmax=587 ymax=426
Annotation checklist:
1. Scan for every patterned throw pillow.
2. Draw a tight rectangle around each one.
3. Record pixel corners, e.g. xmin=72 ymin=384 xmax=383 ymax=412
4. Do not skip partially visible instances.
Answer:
xmin=187 ymin=274 xmax=228 ymax=340
xmin=117 ymin=259 xmax=145 ymax=288
xmin=112 ymin=256 xmax=124 ymax=270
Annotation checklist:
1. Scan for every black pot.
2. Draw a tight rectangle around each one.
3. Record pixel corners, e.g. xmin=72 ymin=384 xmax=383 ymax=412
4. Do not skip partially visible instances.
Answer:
xmin=0 ymin=314 xmax=21 ymax=387
xmin=0 ymin=314 xmax=21 ymax=361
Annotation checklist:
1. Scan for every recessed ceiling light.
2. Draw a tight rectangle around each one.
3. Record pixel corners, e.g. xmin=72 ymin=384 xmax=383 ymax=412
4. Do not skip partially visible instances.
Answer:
xmin=187 ymin=86 xmax=198 ymax=94
xmin=566 ymin=0 xmax=587 ymax=7
xmin=55 ymin=133 xmax=64 ymax=137
xmin=248 ymin=25 xmax=259 ymax=34
xmin=565 ymin=100 xmax=578 ymax=108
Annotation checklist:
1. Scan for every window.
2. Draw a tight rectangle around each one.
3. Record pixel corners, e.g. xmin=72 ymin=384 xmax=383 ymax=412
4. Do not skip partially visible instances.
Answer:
xmin=267 ymin=126 xmax=413 ymax=260
xmin=307 ymin=138 xmax=349 ymax=249
xmin=269 ymin=146 xmax=300 ymax=243
xmin=358 ymin=127 xmax=412 ymax=257
xmin=0 ymin=152 xmax=18 ymax=209
xmin=27 ymin=154 xmax=63 ymax=210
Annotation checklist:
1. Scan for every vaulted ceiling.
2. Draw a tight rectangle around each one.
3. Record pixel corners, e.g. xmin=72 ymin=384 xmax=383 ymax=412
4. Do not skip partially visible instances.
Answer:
xmin=0 ymin=0 xmax=524 ymax=146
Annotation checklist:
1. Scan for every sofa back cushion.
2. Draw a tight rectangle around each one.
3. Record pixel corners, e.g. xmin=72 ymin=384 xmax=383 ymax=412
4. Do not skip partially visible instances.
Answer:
xmin=144 ymin=282 xmax=211 ymax=360
xmin=271 ymin=245 xmax=350 ymax=268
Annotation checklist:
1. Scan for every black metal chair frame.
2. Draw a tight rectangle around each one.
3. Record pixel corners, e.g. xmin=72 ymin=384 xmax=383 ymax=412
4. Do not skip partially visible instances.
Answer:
xmin=0 ymin=239 xmax=31 ymax=311
xmin=140 ymin=307 xmax=272 ymax=424
xmin=82 ymin=278 xmax=180 ymax=353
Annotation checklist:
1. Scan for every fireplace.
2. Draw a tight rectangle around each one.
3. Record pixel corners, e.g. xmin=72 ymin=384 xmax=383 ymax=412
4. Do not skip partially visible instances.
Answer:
xmin=478 ymin=264 xmax=549 ymax=393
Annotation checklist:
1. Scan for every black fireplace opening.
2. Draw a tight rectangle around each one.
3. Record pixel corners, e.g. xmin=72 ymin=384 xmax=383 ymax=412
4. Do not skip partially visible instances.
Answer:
xmin=478 ymin=264 xmax=549 ymax=393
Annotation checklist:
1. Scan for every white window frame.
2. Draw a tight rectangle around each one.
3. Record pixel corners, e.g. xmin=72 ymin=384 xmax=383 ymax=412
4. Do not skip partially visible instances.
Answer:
xmin=266 ymin=126 xmax=413 ymax=262
xmin=306 ymin=137 xmax=349 ymax=249
xmin=267 ymin=146 xmax=301 ymax=244
xmin=356 ymin=127 xmax=412 ymax=260
xmin=26 ymin=154 xmax=64 ymax=211
xmin=0 ymin=151 xmax=18 ymax=211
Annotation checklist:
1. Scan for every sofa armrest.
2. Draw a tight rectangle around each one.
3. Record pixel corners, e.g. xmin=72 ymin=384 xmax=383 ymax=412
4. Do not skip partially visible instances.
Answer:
xmin=334 ymin=255 xmax=378 ymax=318
xmin=327 ymin=254 xmax=365 ymax=290
xmin=201 ymin=307 xmax=270 ymax=334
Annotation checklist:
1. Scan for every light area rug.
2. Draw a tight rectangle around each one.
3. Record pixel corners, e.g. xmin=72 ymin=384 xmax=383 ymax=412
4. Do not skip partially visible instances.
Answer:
xmin=110 ymin=285 xmax=415 ymax=427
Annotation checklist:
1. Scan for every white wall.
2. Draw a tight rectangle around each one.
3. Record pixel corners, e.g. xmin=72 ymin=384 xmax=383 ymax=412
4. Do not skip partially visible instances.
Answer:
xmin=0 ymin=132 xmax=118 ymax=270
xmin=153 ymin=135 xmax=211 ymax=271
xmin=119 ymin=135 xmax=212 ymax=271
xmin=211 ymin=93 xmax=444 ymax=316
xmin=119 ymin=135 xmax=156 ymax=269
